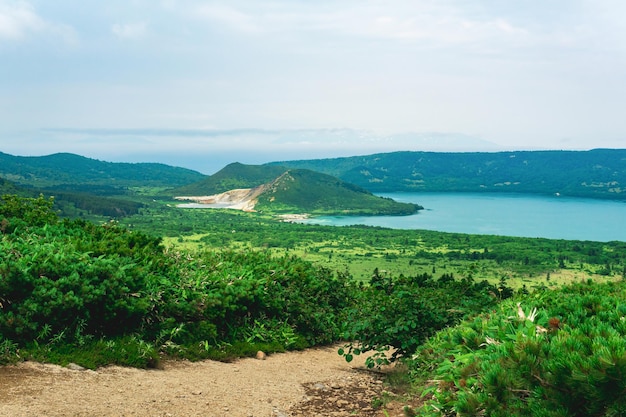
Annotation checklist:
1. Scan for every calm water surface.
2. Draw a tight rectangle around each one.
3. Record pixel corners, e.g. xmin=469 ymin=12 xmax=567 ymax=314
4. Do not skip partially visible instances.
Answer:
xmin=303 ymin=193 xmax=626 ymax=242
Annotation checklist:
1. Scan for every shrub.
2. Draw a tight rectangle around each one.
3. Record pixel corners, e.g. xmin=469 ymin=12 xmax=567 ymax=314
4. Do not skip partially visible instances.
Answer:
xmin=340 ymin=271 xmax=508 ymax=367
xmin=413 ymin=281 xmax=626 ymax=417
xmin=0 ymin=195 xmax=356 ymax=366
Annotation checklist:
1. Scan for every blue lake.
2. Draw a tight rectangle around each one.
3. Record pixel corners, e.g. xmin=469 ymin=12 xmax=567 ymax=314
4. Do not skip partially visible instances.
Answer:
xmin=302 ymin=193 xmax=626 ymax=242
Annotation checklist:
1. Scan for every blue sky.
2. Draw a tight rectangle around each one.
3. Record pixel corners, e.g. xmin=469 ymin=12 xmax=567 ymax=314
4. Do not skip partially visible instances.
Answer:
xmin=1 ymin=0 xmax=625 ymax=173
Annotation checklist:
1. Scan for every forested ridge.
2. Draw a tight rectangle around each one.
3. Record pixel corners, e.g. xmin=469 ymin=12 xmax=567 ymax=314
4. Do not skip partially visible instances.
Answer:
xmin=270 ymin=148 xmax=626 ymax=199
xmin=0 ymin=152 xmax=205 ymax=218
xmin=0 ymin=151 xmax=204 ymax=189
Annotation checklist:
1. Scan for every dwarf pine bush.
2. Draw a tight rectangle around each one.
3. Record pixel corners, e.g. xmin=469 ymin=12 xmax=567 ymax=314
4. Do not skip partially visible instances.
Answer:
xmin=0 ymin=195 xmax=356 ymax=366
xmin=413 ymin=281 xmax=626 ymax=417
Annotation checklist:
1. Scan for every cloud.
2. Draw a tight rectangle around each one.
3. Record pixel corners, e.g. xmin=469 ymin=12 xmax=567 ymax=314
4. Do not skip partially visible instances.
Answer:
xmin=0 ymin=0 xmax=43 ymax=39
xmin=0 ymin=0 xmax=76 ymax=44
xmin=192 ymin=4 xmax=258 ymax=33
xmin=164 ymin=1 xmax=530 ymax=46
xmin=111 ymin=21 xmax=148 ymax=39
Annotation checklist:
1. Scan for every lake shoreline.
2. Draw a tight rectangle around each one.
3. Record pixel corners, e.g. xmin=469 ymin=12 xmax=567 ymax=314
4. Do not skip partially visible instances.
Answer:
xmin=299 ymin=192 xmax=626 ymax=243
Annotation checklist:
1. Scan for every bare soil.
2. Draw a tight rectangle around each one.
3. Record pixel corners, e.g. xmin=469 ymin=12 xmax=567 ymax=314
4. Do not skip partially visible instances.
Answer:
xmin=0 ymin=345 xmax=417 ymax=417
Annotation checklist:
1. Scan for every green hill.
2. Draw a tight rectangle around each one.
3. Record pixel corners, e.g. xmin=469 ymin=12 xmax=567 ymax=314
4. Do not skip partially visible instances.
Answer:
xmin=268 ymin=149 xmax=626 ymax=199
xmin=255 ymin=169 xmax=420 ymax=215
xmin=172 ymin=162 xmax=287 ymax=196
xmin=174 ymin=163 xmax=421 ymax=215
xmin=0 ymin=152 xmax=205 ymax=189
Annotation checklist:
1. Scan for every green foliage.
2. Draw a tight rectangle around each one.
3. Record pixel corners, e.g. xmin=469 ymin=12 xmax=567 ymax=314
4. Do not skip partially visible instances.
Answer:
xmin=0 ymin=194 xmax=355 ymax=367
xmin=340 ymin=271 xmax=510 ymax=368
xmin=412 ymin=281 xmax=626 ymax=417
xmin=0 ymin=336 xmax=20 ymax=364
xmin=0 ymin=198 xmax=162 ymax=342
xmin=50 ymin=191 xmax=145 ymax=217
xmin=155 ymin=250 xmax=355 ymax=346
xmin=0 ymin=194 xmax=58 ymax=229
xmin=25 ymin=336 xmax=160 ymax=369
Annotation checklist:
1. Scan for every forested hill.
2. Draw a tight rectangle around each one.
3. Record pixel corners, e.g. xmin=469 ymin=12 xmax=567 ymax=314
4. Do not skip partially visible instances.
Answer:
xmin=268 ymin=149 xmax=626 ymax=199
xmin=172 ymin=162 xmax=288 ymax=196
xmin=173 ymin=163 xmax=420 ymax=215
xmin=0 ymin=152 xmax=205 ymax=189
xmin=254 ymin=168 xmax=420 ymax=215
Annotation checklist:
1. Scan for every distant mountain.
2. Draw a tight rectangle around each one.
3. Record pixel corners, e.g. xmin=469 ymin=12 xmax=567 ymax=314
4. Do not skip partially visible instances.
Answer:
xmin=0 ymin=152 xmax=205 ymax=189
xmin=268 ymin=149 xmax=626 ymax=200
xmin=0 ymin=151 xmax=206 ymax=218
xmin=174 ymin=163 xmax=420 ymax=216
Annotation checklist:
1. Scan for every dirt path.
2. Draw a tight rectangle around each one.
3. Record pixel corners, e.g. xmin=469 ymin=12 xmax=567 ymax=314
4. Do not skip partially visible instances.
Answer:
xmin=0 ymin=346 xmax=412 ymax=417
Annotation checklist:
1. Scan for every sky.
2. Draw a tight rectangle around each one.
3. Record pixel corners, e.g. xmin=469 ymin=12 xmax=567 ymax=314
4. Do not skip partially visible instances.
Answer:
xmin=1 ymin=0 xmax=626 ymax=173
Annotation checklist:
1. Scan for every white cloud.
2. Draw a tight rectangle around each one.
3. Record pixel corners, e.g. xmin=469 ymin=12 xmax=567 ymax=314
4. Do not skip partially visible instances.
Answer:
xmin=0 ymin=0 xmax=43 ymax=39
xmin=192 ymin=4 xmax=258 ymax=33
xmin=197 ymin=2 xmax=513 ymax=37
xmin=111 ymin=21 xmax=148 ymax=39
xmin=0 ymin=0 xmax=76 ymax=44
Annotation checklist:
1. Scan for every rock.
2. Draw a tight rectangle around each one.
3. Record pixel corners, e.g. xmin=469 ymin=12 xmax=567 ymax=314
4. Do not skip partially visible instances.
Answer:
xmin=256 ymin=350 xmax=267 ymax=360
xmin=66 ymin=363 xmax=86 ymax=371
xmin=336 ymin=399 xmax=349 ymax=407
xmin=273 ymin=408 xmax=289 ymax=417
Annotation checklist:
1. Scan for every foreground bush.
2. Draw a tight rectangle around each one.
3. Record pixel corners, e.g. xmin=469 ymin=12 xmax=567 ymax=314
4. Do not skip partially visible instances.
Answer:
xmin=0 ymin=195 xmax=355 ymax=366
xmin=412 ymin=280 xmax=626 ymax=417
xmin=340 ymin=269 xmax=511 ymax=367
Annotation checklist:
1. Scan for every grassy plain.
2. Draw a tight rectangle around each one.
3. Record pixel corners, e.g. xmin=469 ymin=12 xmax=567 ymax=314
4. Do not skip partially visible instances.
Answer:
xmin=127 ymin=202 xmax=624 ymax=289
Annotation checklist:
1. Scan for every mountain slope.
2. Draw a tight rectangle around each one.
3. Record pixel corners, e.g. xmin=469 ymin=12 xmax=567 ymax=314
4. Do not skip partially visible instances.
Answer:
xmin=172 ymin=162 xmax=287 ymax=196
xmin=174 ymin=164 xmax=421 ymax=215
xmin=268 ymin=149 xmax=626 ymax=199
xmin=255 ymin=169 xmax=420 ymax=215
xmin=0 ymin=177 xmax=26 ymax=196
xmin=0 ymin=176 xmax=144 ymax=218
xmin=0 ymin=152 xmax=205 ymax=189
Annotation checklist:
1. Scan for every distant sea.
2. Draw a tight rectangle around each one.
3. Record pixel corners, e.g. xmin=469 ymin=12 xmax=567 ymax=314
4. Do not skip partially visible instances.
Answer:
xmin=301 ymin=192 xmax=626 ymax=242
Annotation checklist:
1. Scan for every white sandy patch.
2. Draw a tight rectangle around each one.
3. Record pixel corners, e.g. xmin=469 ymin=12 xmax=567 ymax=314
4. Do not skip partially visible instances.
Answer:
xmin=175 ymin=186 xmax=266 ymax=212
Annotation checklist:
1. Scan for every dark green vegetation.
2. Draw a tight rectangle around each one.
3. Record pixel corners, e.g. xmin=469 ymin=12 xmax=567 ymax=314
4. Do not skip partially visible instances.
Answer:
xmin=0 ymin=195 xmax=354 ymax=368
xmin=0 ymin=151 xmax=205 ymax=218
xmin=0 ymin=152 xmax=204 ymax=188
xmin=270 ymin=148 xmax=626 ymax=199
xmin=175 ymin=163 xmax=421 ymax=215
xmin=340 ymin=272 xmax=512 ymax=368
